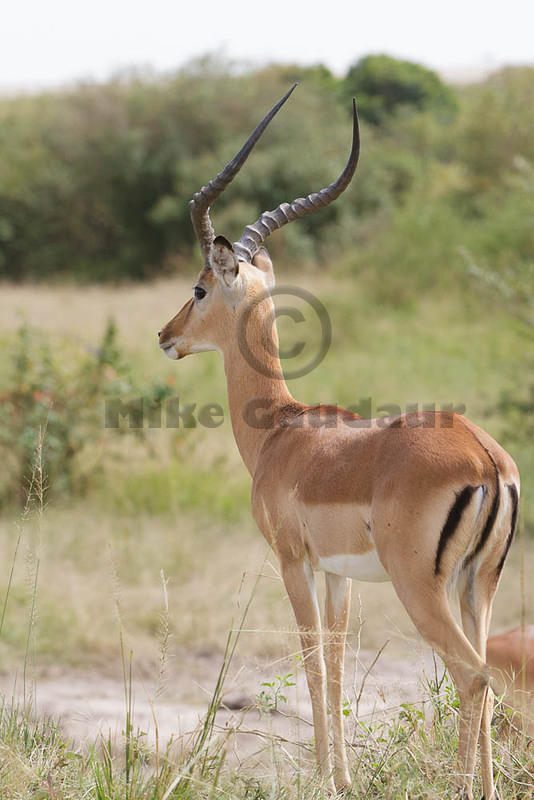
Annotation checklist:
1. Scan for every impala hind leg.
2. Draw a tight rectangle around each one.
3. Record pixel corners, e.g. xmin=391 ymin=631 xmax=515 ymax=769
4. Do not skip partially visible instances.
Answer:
xmin=389 ymin=573 xmax=489 ymax=800
xmin=281 ymin=559 xmax=334 ymax=792
xmin=460 ymin=572 xmax=499 ymax=800
xmin=324 ymin=573 xmax=352 ymax=792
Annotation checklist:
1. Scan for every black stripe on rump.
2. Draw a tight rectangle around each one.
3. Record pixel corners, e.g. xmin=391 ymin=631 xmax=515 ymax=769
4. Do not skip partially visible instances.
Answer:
xmin=434 ymin=485 xmax=478 ymax=576
xmin=496 ymin=484 xmax=519 ymax=578
xmin=465 ymin=469 xmax=501 ymax=566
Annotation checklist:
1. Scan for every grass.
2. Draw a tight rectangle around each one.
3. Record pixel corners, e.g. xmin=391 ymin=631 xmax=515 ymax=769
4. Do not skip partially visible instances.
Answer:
xmin=0 ymin=643 xmax=532 ymax=798
xmin=0 ymin=275 xmax=532 ymax=797
xmin=1 ymin=514 xmax=532 ymax=800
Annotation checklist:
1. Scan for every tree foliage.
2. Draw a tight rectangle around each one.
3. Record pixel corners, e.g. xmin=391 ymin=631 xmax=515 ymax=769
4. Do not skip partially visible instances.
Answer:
xmin=0 ymin=56 xmax=533 ymax=298
xmin=343 ymin=54 xmax=457 ymax=124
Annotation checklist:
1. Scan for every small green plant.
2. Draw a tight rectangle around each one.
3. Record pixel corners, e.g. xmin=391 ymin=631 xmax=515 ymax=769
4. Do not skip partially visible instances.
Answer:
xmin=256 ymin=672 xmax=296 ymax=715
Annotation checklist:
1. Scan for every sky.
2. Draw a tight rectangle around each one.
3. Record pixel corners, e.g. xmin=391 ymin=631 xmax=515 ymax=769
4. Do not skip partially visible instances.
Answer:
xmin=2 ymin=0 xmax=534 ymax=91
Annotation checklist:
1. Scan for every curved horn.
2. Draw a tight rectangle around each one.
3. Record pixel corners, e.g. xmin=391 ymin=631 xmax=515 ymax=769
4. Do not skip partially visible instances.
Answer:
xmin=233 ymin=99 xmax=360 ymax=264
xmin=189 ymin=84 xmax=298 ymax=265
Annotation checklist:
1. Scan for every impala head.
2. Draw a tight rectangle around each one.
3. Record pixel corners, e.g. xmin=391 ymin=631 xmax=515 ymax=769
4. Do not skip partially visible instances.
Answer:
xmin=158 ymin=86 xmax=360 ymax=361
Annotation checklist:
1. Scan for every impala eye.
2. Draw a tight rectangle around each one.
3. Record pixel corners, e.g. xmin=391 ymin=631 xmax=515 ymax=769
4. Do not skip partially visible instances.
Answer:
xmin=194 ymin=285 xmax=206 ymax=301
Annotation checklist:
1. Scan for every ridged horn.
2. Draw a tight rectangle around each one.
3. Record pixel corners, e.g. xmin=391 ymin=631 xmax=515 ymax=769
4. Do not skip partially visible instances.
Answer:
xmin=189 ymin=84 xmax=298 ymax=265
xmin=233 ymin=99 xmax=360 ymax=264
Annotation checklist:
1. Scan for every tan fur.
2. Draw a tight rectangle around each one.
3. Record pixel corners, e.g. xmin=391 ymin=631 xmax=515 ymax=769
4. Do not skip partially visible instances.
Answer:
xmin=487 ymin=625 xmax=534 ymax=688
xmin=486 ymin=626 xmax=534 ymax=734
xmin=159 ymin=246 xmax=519 ymax=798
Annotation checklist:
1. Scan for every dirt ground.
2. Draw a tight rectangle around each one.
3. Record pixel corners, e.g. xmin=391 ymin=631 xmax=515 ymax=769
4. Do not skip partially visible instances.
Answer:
xmin=0 ymin=643 xmax=439 ymax=767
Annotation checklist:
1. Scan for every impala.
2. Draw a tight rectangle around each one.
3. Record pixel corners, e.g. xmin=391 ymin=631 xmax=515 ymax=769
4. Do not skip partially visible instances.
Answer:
xmin=487 ymin=625 xmax=534 ymax=733
xmin=487 ymin=625 xmax=534 ymax=691
xmin=158 ymin=86 xmax=520 ymax=798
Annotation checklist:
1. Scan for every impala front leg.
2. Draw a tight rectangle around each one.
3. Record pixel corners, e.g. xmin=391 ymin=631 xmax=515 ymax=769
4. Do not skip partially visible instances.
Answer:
xmin=325 ymin=573 xmax=352 ymax=792
xmin=281 ymin=559 xmax=334 ymax=793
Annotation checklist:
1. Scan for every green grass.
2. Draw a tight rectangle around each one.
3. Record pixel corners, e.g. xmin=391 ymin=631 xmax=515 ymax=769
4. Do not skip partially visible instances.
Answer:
xmin=104 ymin=457 xmax=251 ymax=520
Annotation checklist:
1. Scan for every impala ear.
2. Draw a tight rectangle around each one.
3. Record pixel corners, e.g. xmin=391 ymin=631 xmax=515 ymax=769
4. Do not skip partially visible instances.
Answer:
xmin=252 ymin=246 xmax=275 ymax=288
xmin=211 ymin=236 xmax=239 ymax=286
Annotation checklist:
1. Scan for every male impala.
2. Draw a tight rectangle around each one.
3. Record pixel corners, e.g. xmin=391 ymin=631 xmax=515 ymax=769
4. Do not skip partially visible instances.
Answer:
xmin=158 ymin=87 xmax=520 ymax=798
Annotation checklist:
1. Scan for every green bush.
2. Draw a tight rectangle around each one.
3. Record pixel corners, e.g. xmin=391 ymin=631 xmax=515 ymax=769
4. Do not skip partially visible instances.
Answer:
xmin=458 ymin=66 xmax=534 ymax=191
xmin=0 ymin=58 xmax=534 ymax=291
xmin=0 ymin=320 xmax=173 ymax=507
xmin=343 ymin=54 xmax=457 ymax=125
xmin=0 ymin=57 xmax=455 ymax=282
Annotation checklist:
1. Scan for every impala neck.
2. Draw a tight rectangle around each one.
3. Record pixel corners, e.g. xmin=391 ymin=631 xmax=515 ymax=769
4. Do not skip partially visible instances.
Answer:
xmin=221 ymin=303 xmax=296 ymax=476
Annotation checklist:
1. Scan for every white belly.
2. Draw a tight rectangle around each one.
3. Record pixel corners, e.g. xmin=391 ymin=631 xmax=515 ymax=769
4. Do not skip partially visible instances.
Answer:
xmin=316 ymin=551 xmax=390 ymax=582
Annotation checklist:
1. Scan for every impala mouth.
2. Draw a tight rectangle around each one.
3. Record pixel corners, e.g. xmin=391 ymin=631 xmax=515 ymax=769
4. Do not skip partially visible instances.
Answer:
xmin=159 ymin=338 xmax=179 ymax=359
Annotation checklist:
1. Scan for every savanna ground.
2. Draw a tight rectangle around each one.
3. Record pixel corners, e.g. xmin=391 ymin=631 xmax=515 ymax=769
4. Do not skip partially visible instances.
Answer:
xmin=0 ymin=275 xmax=532 ymax=798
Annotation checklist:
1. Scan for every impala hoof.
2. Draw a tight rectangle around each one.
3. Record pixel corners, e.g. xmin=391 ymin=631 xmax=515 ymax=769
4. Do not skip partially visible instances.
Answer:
xmin=333 ymin=775 xmax=352 ymax=796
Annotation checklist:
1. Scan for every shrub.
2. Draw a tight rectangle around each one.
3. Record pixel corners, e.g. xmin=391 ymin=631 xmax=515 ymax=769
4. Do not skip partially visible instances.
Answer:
xmin=343 ymin=54 xmax=458 ymax=125
xmin=0 ymin=320 xmax=173 ymax=507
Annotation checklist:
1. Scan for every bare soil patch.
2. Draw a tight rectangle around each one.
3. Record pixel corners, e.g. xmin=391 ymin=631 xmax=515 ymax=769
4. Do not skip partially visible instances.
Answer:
xmin=0 ymin=645 xmax=437 ymax=767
